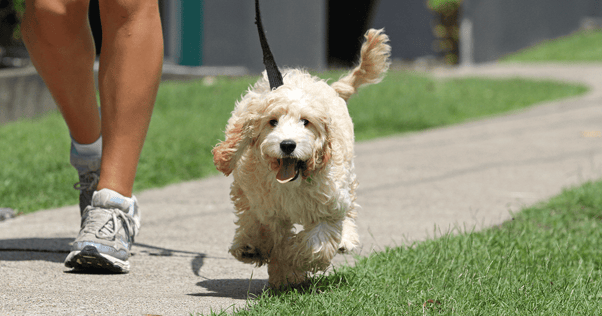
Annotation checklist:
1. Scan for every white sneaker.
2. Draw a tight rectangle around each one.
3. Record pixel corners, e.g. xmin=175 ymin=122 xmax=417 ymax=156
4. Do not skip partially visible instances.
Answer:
xmin=64 ymin=189 xmax=141 ymax=273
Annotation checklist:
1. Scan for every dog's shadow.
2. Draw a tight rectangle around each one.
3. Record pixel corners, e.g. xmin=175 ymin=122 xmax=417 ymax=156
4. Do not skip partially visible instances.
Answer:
xmin=190 ymin=278 xmax=268 ymax=300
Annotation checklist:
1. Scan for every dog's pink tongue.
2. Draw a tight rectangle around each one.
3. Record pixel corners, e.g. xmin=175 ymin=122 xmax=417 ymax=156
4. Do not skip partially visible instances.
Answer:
xmin=276 ymin=158 xmax=297 ymax=183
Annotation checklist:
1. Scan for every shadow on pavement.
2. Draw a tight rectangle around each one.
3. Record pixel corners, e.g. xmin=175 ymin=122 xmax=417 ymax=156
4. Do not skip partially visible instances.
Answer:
xmin=134 ymin=242 xmax=208 ymax=276
xmin=191 ymin=278 xmax=268 ymax=300
xmin=0 ymin=237 xmax=72 ymax=263
xmin=0 ymin=238 xmax=209 ymax=274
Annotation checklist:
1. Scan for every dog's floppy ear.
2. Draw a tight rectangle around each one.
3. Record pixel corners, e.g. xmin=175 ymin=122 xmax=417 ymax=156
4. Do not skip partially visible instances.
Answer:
xmin=305 ymin=142 xmax=332 ymax=178
xmin=305 ymin=124 xmax=332 ymax=176
xmin=212 ymin=119 xmax=254 ymax=176
xmin=213 ymin=0 xmax=282 ymax=176
xmin=331 ymin=28 xmax=391 ymax=102
xmin=315 ymin=138 xmax=332 ymax=171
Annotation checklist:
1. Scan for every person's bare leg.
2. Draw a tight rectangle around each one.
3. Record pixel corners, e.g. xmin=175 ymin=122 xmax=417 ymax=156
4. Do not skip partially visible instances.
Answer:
xmin=96 ymin=0 xmax=163 ymax=197
xmin=21 ymin=0 xmax=101 ymax=144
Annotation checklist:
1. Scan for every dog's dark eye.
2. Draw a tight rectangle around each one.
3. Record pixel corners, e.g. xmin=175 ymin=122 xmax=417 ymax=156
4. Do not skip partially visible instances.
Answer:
xmin=269 ymin=119 xmax=278 ymax=127
xmin=301 ymin=119 xmax=309 ymax=126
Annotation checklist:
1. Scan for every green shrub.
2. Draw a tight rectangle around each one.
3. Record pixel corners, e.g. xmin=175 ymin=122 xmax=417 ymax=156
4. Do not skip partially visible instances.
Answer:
xmin=427 ymin=0 xmax=462 ymax=12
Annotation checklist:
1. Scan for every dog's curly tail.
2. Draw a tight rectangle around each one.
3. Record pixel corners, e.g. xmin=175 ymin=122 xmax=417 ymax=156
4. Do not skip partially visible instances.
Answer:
xmin=331 ymin=28 xmax=391 ymax=102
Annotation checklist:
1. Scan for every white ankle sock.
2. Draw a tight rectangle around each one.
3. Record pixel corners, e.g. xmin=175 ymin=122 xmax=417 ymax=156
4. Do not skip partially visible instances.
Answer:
xmin=72 ymin=135 xmax=102 ymax=156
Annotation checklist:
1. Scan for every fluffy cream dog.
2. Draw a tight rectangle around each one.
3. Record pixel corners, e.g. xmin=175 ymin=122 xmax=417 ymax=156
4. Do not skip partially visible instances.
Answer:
xmin=213 ymin=3 xmax=390 ymax=288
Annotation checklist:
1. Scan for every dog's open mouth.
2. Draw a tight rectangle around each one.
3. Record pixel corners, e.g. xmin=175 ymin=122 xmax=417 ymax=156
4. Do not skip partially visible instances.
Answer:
xmin=276 ymin=158 xmax=306 ymax=184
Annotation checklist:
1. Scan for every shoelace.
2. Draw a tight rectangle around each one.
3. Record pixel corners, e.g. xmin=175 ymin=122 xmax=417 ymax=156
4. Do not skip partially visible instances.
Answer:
xmin=101 ymin=209 xmax=134 ymax=240
xmin=83 ymin=207 xmax=135 ymax=241
xmin=73 ymin=171 xmax=100 ymax=192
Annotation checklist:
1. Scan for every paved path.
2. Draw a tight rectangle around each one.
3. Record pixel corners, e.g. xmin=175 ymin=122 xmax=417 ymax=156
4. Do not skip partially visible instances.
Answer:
xmin=1 ymin=63 xmax=601 ymax=315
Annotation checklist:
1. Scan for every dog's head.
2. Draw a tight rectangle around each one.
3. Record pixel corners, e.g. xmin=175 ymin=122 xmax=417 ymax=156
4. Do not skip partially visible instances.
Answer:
xmin=213 ymin=1 xmax=385 ymax=184
xmin=212 ymin=70 xmax=342 ymax=184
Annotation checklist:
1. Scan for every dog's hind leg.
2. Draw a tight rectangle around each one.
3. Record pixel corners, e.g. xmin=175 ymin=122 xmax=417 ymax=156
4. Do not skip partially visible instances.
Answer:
xmin=266 ymin=222 xmax=307 ymax=288
xmin=267 ymin=250 xmax=308 ymax=289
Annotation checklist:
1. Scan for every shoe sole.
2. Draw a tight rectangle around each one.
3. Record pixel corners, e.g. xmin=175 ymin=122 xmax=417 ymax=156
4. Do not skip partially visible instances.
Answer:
xmin=64 ymin=245 xmax=130 ymax=273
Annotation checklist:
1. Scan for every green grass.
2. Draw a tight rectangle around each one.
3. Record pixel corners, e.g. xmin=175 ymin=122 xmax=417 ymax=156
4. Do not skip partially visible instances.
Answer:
xmin=0 ymin=71 xmax=587 ymax=213
xmin=136 ymin=76 xmax=257 ymax=192
xmin=346 ymin=74 xmax=587 ymax=140
xmin=210 ymin=180 xmax=602 ymax=315
xmin=501 ymin=30 xmax=602 ymax=63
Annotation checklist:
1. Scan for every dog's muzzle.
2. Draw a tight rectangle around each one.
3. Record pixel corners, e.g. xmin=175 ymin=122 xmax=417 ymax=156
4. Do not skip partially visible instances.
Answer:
xmin=276 ymin=158 xmax=306 ymax=184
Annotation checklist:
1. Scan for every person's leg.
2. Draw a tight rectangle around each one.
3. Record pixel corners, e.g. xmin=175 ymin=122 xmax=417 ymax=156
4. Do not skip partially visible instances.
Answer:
xmin=23 ymin=0 xmax=163 ymax=273
xmin=21 ymin=0 xmax=101 ymax=144
xmin=22 ymin=0 xmax=102 ymax=214
xmin=96 ymin=0 xmax=163 ymax=197
xmin=63 ymin=0 xmax=162 ymax=272
xmin=23 ymin=0 xmax=163 ymax=198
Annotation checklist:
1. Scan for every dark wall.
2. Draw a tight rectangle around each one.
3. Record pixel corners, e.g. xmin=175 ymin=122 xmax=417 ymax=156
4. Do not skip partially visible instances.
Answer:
xmin=203 ymin=0 xmax=326 ymax=72
xmin=328 ymin=0 xmax=379 ymax=68
xmin=0 ymin=0 xmax=20 ymax=48
xmin=165 ymin=0 xmax=437 ymax=70
xmin=89 ymin=0 xmax=102 ymax=55
xmin=370 ymin=0 xmax=436 ymax=61
xmin=327 ymin=0 xmax=437 ymax=66
xmin=136 ymin=1 xmax=440 ymax=70
xmin=463 ymin=0 xmax=594 ymax=63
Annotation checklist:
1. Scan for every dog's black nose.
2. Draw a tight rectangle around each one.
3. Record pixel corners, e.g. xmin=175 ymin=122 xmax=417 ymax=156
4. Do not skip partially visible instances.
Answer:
xmin=280 ymin=140 xmax=296 ymax=155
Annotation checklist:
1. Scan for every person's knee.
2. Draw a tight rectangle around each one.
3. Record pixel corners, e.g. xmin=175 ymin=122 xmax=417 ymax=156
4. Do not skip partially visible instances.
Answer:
xmin=22 ymin=0 xmax=89 ymax=46
xmin=99 ymin=0 xmax=160 ymax=30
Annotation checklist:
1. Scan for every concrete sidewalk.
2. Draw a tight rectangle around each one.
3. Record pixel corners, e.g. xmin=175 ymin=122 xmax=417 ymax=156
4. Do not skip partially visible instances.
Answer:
xmin=1 ymin=63 xmax=601 ymax=315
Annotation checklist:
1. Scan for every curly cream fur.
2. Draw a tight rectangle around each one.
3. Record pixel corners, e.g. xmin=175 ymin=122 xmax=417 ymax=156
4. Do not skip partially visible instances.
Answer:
xmin=212 ymin=28 xmax=390 ymax=288
xmin=331 ymin=28 xmax=391 ymax=101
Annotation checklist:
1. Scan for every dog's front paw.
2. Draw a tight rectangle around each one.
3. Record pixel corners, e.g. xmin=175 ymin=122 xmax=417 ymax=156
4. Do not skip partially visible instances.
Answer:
xmin=294 ymin=222 xmax=341 ymax=271
xmin=338 ymin=237 xmax=359 ymax=253
xmin=338 ymin=217 xmax=359 ymax=253
xmin=229 ymin=244 xmax=269 ymax=265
